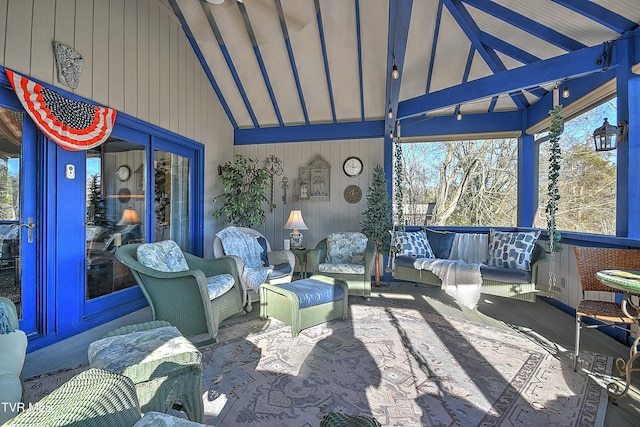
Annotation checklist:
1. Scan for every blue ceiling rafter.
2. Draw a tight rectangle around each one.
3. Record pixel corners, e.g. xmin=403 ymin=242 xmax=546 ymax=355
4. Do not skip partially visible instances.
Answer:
xmin=398 ymin=42 xmax=613 ymax=120
xmin=443 ymin=0 xmax=527 ymax=109
xmin=553 ymin=0 xmax=636 ymax=34
xmin=425 ymin=1 xmax=445 ymax=95
xmin=480 ymin=33 xmax=548 ymax=101
xmin=458 ymin=45 xmax=474 ymax=115
xmin=355 ymin=0 xmax=365 ymax=122
xmin=488 ymin=96 xmax=498 ymax=112
xmin=463 ymin=0 xmax=586 ymax=52
xmin=168 ymin=0 xmax=238 ymax=129
xmin=275 ymin=0 xmax=309 ymax=125
xmin=401 ymin=110 xmax=522 ymax=138
xmin=314 ymin=0 xmax=336 ymax=123
xmin=202 ymin=3 xmax=259 ymax=128
xmin=481 ymin=33 xmax=540 ymax=65
xmin=385 ymin=0 xmax=413 ymax=137
xmin=235 ymin=119 xmax=384 ymax=144
xmin=237 ymin=2 xmax=283 ymax=127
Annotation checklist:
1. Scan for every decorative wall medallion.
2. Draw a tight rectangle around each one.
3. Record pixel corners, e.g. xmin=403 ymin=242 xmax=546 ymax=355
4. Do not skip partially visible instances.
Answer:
xmin=344 ymin=185 xmax=362 ymax=204
xmin=118 ymin=187 xmax=132 ymax=204
xmin=53 ymin=42 xmax=84 ymax=89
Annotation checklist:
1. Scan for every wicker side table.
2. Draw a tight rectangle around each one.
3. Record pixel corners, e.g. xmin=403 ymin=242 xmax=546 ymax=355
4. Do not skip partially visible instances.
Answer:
xmin=88 ymin=320 xmax=204 ymax=422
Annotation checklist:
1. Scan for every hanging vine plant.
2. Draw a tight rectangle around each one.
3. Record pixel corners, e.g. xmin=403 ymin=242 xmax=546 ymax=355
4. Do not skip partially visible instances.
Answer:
xmin=546 ymin=105 xmax=563 ymax=253
xmin=393 ymin=138 xmax=406 ymax=232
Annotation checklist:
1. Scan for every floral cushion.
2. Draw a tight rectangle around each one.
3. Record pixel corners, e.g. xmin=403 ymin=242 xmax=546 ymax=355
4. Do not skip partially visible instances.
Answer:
xmin=136 ymin=240 xmax=189 ymax=272
xmin=325 ymin=232 xmax=368 ymax=265
xmin=487 ymin=229 xmax=540 ymax=271
xmin=206 ymin=273 xmax=235 ymax=300
xmin=392 ymin=231 xmax=434 ymax=258
xmin=135 ymin=411 xmax=209 ymax=427
xmin=88 ymin=326 xmax=201 ymax=383
xmin=319 ymin=263 xmax=365 ymax=275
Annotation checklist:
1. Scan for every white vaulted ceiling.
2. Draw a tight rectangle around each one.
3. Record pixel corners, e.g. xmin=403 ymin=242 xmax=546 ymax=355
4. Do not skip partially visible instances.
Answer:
xmin=167 ymin=0 xmax=640 ymax=143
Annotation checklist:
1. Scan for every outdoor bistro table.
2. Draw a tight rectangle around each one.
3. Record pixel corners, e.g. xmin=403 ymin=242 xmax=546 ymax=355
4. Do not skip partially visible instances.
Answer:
xmin=594 ymin=269 xmax=640 ymax=401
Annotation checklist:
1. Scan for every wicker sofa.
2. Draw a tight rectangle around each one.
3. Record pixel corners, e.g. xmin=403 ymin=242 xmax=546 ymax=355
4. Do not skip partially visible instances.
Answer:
xmin=392 ymin=229 xmax=548 ymax=303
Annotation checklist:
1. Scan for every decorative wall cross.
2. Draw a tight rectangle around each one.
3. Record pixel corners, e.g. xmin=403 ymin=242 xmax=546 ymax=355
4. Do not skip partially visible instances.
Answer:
xmin=264 ymin=155 xmax=283 ymax=212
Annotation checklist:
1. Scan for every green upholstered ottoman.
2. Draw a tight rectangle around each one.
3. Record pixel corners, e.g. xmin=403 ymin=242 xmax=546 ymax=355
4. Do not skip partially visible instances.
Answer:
xmin=88 ymin=320 xmax=204 ymax=422
xmin=259 ymin=275 xmax=348 ymax=337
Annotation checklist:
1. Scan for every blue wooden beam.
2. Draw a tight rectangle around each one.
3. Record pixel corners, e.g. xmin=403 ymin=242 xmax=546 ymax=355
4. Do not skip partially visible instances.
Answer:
xmin=464 ymin=0 xmax=587 ymax=51
xmin=398 ymin=43 xmax=615 ymax=120
xmin=553 ymin=0 xmax=636 ymax=34
xmin=235 ymin=120 xmax=384 ymax=144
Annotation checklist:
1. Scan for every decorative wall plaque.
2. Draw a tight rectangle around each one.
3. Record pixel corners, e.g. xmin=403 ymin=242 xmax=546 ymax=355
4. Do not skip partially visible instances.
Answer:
xmin=294 ymin=155 xmax=330 ymax=201
xmin=53 ymin=42 xmax=84 ymax=89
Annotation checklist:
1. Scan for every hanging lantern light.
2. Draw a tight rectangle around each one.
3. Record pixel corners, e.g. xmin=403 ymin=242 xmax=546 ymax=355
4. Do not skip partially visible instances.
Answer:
xmin=593 ymin=118 xmax=626 ymax=152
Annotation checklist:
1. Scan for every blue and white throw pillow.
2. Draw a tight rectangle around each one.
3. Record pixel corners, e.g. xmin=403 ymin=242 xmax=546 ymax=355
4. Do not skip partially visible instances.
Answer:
xmin=488 ymin=229 xmax=540 ymax=271
xmin=392 ymin=231 xmax=434 ymax=258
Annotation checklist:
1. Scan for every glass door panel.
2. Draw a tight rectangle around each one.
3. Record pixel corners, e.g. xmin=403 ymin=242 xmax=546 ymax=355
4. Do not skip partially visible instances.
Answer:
xmin=0 ymin=106 xmax=22 ymax=314
xmin=85 ymin=137 xmax=146 ymax=300
xmin=154 ymin=150 xmax=190 ymax=249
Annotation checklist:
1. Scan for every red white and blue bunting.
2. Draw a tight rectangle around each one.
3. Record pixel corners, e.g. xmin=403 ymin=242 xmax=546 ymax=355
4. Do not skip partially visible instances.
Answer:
xmin=5 ymin=69 xmax=116 ymax=151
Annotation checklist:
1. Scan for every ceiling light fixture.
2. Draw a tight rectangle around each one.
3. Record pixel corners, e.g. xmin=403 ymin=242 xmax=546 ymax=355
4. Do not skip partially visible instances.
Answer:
xmin=388 ymin=106 xmax=393 ymax=119
xmin=456 ymin=111 xmax=462 ymax=121
xmin=391 ymin=55 xmax=399 ymax=80
xmin=562 ymin=83 xmax=570 ymax=99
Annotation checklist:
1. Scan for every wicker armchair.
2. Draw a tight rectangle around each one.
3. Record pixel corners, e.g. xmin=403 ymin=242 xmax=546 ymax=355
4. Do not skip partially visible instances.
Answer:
xmin=115 ymin=242 xmax=244 ymax=344
xmin=6 ymin=368 xmax=209 ymax=426
xmin=308 ymin=232 xmax=376 ymax=299
xmin=213 ymin=226 xmax=295 ymax=311
xmin=572 ymin=246 xmax=640 ymax=371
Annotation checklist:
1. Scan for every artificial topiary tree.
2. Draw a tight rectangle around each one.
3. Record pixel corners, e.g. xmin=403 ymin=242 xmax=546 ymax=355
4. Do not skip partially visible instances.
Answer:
xmin=361 ymin=165 xmax=393 ymax=286
xmin=546 ymin=105 xmax=563 ymax=294
xmin=213 ymin=154 xmax=270 ymax=228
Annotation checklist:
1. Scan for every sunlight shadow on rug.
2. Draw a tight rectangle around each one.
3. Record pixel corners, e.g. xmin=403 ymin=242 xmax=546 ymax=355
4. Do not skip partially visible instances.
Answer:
xmin=198 ymin=302 xmax=612 ymax=427
xmin=21 ymin=301 xmax=612 ymax=427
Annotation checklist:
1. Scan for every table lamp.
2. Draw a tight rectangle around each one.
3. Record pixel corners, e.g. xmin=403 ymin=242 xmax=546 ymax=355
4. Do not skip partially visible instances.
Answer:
xmin=283 ymin=210 xmax=308 ymax=249
xmin=117 ymin=207 xmax=141 ymax=226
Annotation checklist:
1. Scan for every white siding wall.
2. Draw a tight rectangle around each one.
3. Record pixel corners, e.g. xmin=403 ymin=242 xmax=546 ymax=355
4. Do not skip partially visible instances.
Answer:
xmin=0 ymin=0 xmax=234 ymax=257
xmin=233 ymin=138 xmax=385 ymax=252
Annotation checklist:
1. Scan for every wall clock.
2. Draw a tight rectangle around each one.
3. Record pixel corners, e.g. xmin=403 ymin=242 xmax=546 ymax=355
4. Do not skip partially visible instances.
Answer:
xmin=344 ymin=185 xmax=362 ymax=204
xmin=343 ymin=156 xmax=363 ymax=178
xmin=116 ymin=165 xmax=131 ymax=182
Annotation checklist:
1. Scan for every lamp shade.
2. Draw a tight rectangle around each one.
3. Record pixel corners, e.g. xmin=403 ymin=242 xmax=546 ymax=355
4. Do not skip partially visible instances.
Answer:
xmin=117 ymin=207 xmax=141 ymax=226
xmin=283 ymin=210 xmax=308 ymax=231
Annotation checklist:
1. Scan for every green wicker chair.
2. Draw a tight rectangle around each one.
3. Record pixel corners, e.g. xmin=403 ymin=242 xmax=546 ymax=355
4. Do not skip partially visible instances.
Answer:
xmin=308 ymin=232 xmax=376 ymax=300
xmin=6 ymin=368 xmax=210 ymax=426
xmin=5 ymin=368 xmax=142 ymax=426
xmin=320 ymin=411 xmax=382 ymax=427
xmin=115 ymin=242 xmax=244 ymax=344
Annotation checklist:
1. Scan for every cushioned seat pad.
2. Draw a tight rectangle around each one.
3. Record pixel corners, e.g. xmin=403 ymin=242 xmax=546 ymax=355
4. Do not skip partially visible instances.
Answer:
xmin=395 ymin=256 xmax=532 ymax=283
xmin=268 ymin=262 xmax=293 ymax=279
xmin=276 ymin=278 xmax=345 ymax=308
xmin=88 ymin=326 xmax=201 ymax=383
xmin=479 ymin=265 xmax=531 ymax=283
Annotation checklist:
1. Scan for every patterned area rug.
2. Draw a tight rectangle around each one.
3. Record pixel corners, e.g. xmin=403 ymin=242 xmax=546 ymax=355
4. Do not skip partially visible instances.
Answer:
xmin=23 ymin=300 xmax=612 ymax=426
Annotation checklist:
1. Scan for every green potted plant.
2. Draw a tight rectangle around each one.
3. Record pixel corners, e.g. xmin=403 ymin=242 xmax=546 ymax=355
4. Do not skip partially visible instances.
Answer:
xmin=213 ymin=154 xmax=270 ymax=228
xmin=361 ymin=165 xmax=393 ymax=286
xmin=546 ymin=105 xmax=563 ymax=294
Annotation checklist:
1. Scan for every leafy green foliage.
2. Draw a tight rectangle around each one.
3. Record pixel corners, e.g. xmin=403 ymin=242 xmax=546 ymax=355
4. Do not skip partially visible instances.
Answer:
xmin=361 ymin=165 xmax=392 ymax=254
xmin=393 ymin=139 xmax=406 ymax=231
xmin=213 ymin=154 xmax=270 ymax=228
xmin=546 ymin=105 xmax=563 ymax=252
xmin=86 ymin=174 xmax=109 ymax=226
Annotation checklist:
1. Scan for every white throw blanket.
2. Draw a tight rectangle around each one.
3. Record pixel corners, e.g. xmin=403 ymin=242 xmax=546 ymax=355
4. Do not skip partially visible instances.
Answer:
xmin=216 ymin=226 xmax=272 ymax=291
xmin=413 ymin=258 xmax=482 ymax=310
